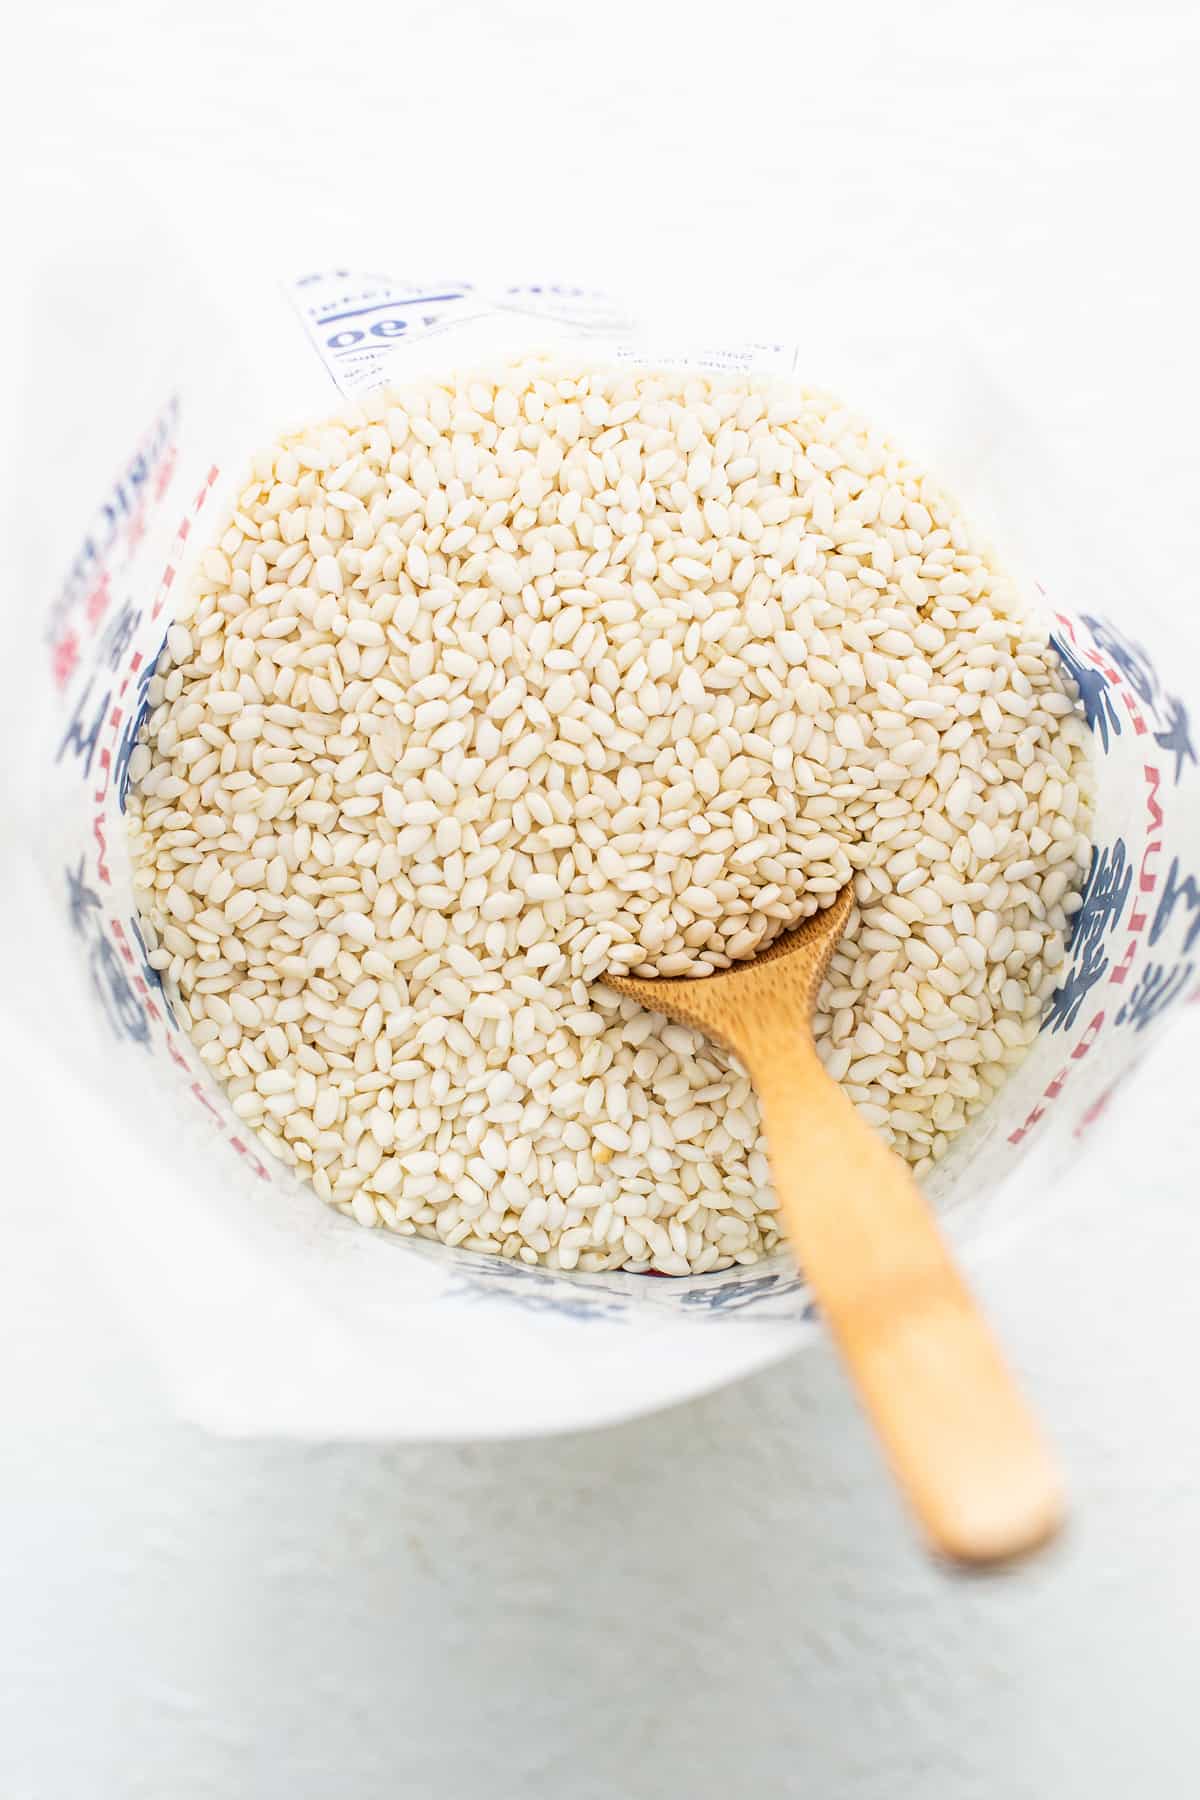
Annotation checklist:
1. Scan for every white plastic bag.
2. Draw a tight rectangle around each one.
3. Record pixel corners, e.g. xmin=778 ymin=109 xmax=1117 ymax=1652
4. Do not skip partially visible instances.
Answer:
xmin=17 ymin=269 xmax=1200 ymax=1438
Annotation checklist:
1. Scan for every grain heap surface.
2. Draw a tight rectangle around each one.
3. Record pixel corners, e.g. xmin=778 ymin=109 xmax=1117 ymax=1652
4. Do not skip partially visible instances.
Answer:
xmin=128 ymin=357 xmax=1093 ymax=1274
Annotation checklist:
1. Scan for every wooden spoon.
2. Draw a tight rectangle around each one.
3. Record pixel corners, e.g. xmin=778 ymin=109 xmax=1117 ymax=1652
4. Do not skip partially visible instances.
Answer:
xmin=606 ymin=884 xmax=1064 ymax=1567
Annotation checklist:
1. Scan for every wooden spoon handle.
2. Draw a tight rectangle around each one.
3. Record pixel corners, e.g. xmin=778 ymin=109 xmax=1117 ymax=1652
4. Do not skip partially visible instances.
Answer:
xmin=750 ymin=1039 xmax=1064 ymax=1566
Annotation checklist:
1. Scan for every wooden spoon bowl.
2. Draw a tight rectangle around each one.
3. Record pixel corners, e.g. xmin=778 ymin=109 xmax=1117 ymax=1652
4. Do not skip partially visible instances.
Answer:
xmin=606 ymin=884 xmax=1064 ymax=1568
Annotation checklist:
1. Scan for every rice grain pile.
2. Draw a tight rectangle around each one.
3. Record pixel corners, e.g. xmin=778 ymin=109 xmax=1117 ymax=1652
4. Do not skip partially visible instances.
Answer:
xmin=128 ymin=356 xmax=1093 ymax=1275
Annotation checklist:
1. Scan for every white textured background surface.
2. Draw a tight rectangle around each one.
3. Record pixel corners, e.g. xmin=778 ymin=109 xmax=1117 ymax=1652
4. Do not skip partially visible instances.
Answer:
xmin=5 ymin=2 xmax=1200 ymax=1795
